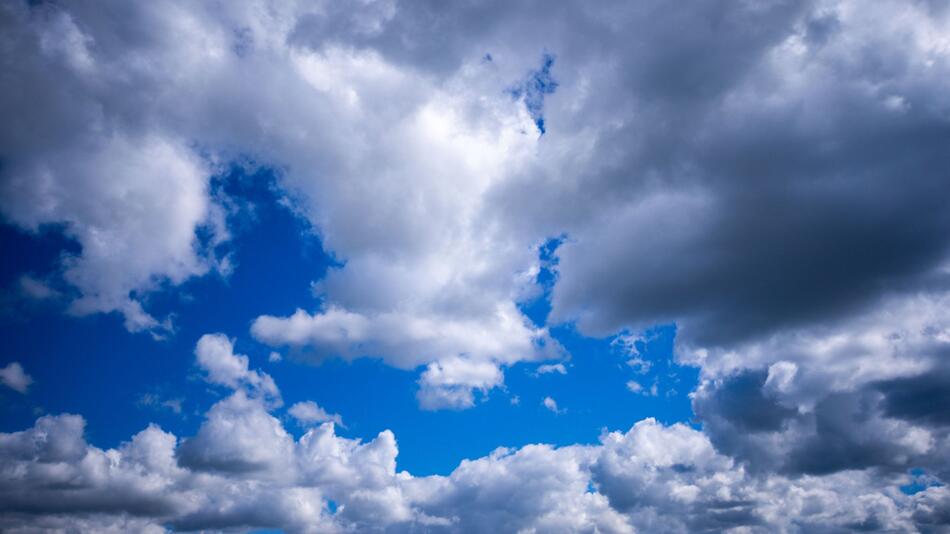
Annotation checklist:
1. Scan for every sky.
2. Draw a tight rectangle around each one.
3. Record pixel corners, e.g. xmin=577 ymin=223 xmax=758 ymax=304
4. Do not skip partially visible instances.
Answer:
xmin=1 ymin=0 xmax=949 ymax=532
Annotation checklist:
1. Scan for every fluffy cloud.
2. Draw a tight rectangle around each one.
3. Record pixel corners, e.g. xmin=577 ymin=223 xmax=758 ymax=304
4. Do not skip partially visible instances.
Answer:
xmin=0 ymin=2 xmax=230 ymax=334
xmin=1 ymin=406 xmax=943 ymax=532
xmin=0 ymin=362 xmax=32 ymax=394
xmin=416 ymin=355 xmax=505 ymax=410
xmin=1 ymin=0 xmax=565 ymax=402
xmin=2 ymin=341 xmax=948 ymax=533
xmin=194 ymin=333 xmax=279 ymax=402
xmin=690 ymin=290 xmax=950 ymax=477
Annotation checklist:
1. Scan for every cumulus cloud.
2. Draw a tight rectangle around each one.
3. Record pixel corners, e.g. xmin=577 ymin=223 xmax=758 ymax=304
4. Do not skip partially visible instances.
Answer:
xmin=416 ymin=355 xmax=506 ymax=411
xmin=690 ymin=290 xmax=950 ymax=476
xmin=1 ymin=406 xmax=944 ymax=532
xmin=1 ymin=335 xmax=947 ymax=532
xmin=1 ymin=0 xmax=573 ymax=399
xmin=0 ymin=1 xmax=232 ymax=334
xmin=195 ymin=333 xmax=280 ymax=402
xmin=0 ymin=362 xmax=32 ymax=394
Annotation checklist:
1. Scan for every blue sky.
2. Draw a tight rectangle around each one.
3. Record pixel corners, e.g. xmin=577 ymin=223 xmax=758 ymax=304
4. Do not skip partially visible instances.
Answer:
xmin=0 ymin=165 xmax=697 ymax=476
xmin=2 ymin=1 xmax=950 ymax=532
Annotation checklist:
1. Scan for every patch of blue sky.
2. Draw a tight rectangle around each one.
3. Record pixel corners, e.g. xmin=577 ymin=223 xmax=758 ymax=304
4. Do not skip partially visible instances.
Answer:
xmin=508 ymin=52 xmax=559 ymax=135
xmin=901 ymin=468 xmax=944 ymax=496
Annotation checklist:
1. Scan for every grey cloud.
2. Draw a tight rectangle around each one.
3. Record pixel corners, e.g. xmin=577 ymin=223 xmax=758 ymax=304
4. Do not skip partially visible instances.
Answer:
xmin=694 ymin=370 xmax=798 ymax=433
xmin=876 ymin=370 xmax=950 ymax=427
xmin=686 ymin=289 xmax=950 ymax=477
xmin=547 ymin=19 xmax=950 ymax=347
xmin=695 ymin=368 xmax=948 ymax=477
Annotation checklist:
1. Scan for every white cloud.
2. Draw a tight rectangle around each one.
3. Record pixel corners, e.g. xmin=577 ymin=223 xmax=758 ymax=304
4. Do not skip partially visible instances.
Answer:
xmin=0 ymin=335 xmax=944 ymax=531
xmin=3 ymin=0 xmax=566 ymax=402
xmin=542 ymin=396 xmax=561 ymax=414
xmin=0 ymin=404 xmax=937 ymax=532
xmin=195 ymin=333 xmax=280 ymax=402
xmin=289 ymin=401 xmax=344 ymax=428
xmin=537 ymin=363 xmax=567 ymax=375
xmin=177 ymin=390 xmax=294 ymax=477
xmin=416 ymin=356 xmax=505 ymax=410
xmin=253 ymin=304 xmax=563 ymax=409
xmin=0 ymin=362 xmax=33 ymax=394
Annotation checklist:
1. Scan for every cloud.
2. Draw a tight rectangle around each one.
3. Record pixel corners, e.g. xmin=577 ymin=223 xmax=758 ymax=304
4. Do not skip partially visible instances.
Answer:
xmin=137 ymin=393 xmax=184 ymax=415
xmin=689 ymin=290 xmax=950 ymax=476
xmin=177 ymin=390 xmax=294 ymax=476
xmin=0 ymin=335 xmax=947 ymax=531
xmin=539 ymin=1 xmax=950 ymax=353
xmin=288 ymin=401 xmax=344 ymax=428
xmin=195 ymin=333 xmax=280 ymax=402
xmin=542 ymin=396 xmax=561 ymax=414
xmin=537 ymin=363 xmax=567 ymax=375
xmin=1 ymin=406 xmax=944 ymax=532
xmin=1 ymin=0 xmax=566 ymax=408
xmin=416 ymin=356 xmax=505 ymax=411
xmin=17 ymin=275 xmax=59 ymax=301
xmin=0 ymin=362 xmax=33 ymax=394
xmin=626 ymin=379 xmax=657 ymax=397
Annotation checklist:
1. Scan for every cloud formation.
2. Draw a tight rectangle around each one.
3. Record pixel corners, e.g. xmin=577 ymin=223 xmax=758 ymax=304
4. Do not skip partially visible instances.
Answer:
xmin=2 ymin=337 xmax=947 ymax=532
xmin=0 ymin=362 xmax=32 ymax=394
xmin=288 ymin=401 xmax=344 ymax=428
xmin=2 ymin=0 xmax=950 ymax=530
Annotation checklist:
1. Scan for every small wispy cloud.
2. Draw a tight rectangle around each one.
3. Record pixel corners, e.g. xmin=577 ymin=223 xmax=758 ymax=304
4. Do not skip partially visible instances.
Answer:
xmin=288 ymin=400 xmax=344 ymax=428
xmin=536 ymin=363 xmax=567 ymax=375
xmin=626 ymin=380 xmax=658 ymax=397
xmin=138 ymin=392 xmax=184 ymax=414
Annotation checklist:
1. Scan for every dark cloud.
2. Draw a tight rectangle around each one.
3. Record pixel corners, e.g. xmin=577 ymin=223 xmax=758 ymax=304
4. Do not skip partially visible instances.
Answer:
xmin=876 ymin=370 xmax=950 ymax=427
xmin=785 ymin=392 xmax=914 ymax=475
xmin=696 ymin=366 xmax=949 ymax=477
xmin=549 ymin=43 xmax=950 ymax=347
xmin=694 ymin=371 xmax=798 ymax=433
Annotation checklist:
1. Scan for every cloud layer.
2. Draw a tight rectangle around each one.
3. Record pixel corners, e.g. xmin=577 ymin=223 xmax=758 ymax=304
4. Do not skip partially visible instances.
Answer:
xmin=1 ymin=335 xmax=947 ymax=532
